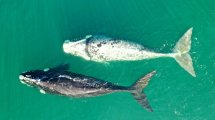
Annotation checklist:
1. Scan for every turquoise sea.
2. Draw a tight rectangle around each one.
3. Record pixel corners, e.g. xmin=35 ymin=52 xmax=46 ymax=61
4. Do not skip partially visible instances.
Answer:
xmin=0 ymin=0 xmax=215 ymax=120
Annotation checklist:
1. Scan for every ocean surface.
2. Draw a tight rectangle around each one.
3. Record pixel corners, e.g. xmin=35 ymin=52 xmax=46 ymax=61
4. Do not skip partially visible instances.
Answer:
xmin=0 ymin=0 xmax=215 ymax=120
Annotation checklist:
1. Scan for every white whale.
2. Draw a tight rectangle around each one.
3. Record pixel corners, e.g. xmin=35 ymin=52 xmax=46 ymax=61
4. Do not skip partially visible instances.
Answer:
xmin=63 ymin=28 xmax=196 ymax=77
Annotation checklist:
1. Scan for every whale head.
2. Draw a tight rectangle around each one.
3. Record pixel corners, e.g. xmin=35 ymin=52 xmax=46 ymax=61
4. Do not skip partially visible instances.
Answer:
xmin=19 ymin=64 xmax=70 ymax=87
xmin=63 ymin=35 xmax=92 ymax=60
xmin=19 ymin=70 xmax=50 ymax=87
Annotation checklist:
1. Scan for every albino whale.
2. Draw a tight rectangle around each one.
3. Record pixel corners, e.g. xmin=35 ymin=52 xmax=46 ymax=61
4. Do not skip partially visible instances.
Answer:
xmin=63 ymin=28 xmax=196 ymax=77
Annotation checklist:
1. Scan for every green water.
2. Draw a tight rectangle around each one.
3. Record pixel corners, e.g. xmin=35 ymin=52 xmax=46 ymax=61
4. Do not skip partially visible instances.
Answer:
xmin=0 ymin=0 xmax=215 ymax=120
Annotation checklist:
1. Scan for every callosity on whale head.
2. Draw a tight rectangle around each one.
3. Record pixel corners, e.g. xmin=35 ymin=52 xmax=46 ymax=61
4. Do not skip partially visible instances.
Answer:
xmin=63 ymin=35 xmax=92 ymax=60
xmin=19 ymin=70 xmax=50 ymax=87
xmin=19 ymin=64 xmax=70 ymax=87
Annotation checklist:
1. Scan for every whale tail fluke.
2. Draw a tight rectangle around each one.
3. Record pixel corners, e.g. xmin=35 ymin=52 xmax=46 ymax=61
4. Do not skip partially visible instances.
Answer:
xmin=130 ymin=71 xmax=156 ymax=112
xmin=173 ymin=27 xmax=196 ymax=77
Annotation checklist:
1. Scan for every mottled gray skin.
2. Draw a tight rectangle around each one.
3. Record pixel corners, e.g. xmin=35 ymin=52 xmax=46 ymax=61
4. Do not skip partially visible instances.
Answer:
xmin=64 ymin=35 xmax=170 ymax=63
xmin=63 ymin=28 xmax=196 ymax=77
xmin=19 ymin=67 xmax=130 ymax=98
xmin=86 ymin=35 xmax=162 ymax=62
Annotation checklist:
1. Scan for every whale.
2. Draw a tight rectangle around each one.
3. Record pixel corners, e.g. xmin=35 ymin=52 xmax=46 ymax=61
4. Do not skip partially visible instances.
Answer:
xmin=63 ymin=28 xmax=196 ymax=77
xmin=19 ymin=64 xmax=156 ymax=112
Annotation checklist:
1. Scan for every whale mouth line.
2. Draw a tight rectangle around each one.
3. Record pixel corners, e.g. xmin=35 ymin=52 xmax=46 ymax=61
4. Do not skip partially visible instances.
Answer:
xmin=19 ymin=75 xmax=41 ymax=86
xmin=19 ymin=75 xmax=32 ymax=82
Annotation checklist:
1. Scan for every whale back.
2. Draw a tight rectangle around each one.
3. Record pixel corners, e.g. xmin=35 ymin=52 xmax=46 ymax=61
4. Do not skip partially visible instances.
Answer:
xmin=86 ymin=35 xmax=145 ymax=61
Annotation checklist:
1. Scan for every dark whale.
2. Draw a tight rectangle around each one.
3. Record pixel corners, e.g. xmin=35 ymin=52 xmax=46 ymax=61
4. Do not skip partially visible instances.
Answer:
xmin=19 ymin=64 xmax=156 ymax=112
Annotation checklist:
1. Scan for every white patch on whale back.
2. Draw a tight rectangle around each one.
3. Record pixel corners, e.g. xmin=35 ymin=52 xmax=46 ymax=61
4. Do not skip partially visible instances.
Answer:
xmin=59 ymin=75 xmax=72 ymax=79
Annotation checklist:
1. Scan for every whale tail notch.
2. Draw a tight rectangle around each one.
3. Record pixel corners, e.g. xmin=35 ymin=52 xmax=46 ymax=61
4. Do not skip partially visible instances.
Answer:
xmin=172 ymin=27 xmax=196 ymax=77
xmin=130 ymin=70 xmax=156 ymax=112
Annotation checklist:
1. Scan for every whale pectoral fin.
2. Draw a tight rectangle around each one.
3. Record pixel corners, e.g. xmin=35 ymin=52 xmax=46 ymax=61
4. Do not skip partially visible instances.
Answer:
xmin=85 ymin=34 xmax=92 ymax=39
xmin=40 ymin=89 xmax=46 ymax=94
xmin=50 ymin=64 xmax=70 ymax=71
xmin=43 ymin=68 xmax=50 ymax=72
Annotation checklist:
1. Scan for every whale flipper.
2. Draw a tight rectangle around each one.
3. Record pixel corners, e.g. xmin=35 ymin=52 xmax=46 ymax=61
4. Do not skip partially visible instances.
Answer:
xmin=173 ymin=28 xmax=196 ymax=77
xmin=131 ymin=71 xmax=156 ymax=112
xmin=50 ymin=64 xmax=70 ymax=71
